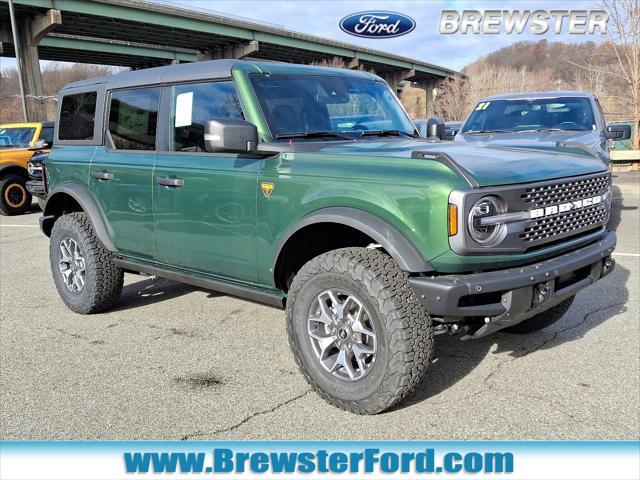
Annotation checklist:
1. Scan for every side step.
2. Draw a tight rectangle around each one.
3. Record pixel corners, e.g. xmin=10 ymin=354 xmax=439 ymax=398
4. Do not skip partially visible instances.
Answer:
xmin=113 ymin=258 xmax=286 ymax=309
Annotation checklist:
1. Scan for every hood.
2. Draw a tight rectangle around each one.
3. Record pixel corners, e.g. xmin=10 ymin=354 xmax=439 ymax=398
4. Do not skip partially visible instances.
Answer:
xmin=456 ymin=129 xmax=601 ymax=150
xmin=292 ymin=138 xmax=607 ymax=187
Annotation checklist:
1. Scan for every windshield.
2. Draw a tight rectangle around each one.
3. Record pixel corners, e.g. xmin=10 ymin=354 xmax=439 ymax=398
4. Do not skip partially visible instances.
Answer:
xmin=250 ymin=74 xmax=416 ymax=140
xmin=0 ymin=127 xmax=36 ymax=148
xmin=462 ymin=97 xmax=596 ymax=133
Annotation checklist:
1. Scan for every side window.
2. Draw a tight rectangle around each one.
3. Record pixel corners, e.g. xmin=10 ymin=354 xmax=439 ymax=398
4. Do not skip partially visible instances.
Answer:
xmin=169 ymin=81 xmax=243 ymax=152
xmin=108 ymin=88 xmax=160 ymax=151
xmin=59 ymin=92 xmax=97 ymax=140
xmin=40 ymin=126 xmax=54 ymax=145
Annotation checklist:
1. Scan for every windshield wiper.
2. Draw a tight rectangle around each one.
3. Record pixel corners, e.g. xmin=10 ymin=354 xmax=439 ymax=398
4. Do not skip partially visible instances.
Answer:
xmin=516 ymin=128 xmax=581 ymax=133
xmin=360 ymin=129 xmax=416 ymax=138
xmin=464 ymin=129 xmax=509 ymax=134
xmin=274 ymin=131 xmax=351 ymax=141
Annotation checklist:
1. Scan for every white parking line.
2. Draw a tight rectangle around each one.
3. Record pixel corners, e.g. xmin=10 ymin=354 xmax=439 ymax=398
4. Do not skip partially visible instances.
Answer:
xmin=0 ymin=224 xmax=39 ymax=228
xmin=613 ymin=252 xmax=640 ymax=257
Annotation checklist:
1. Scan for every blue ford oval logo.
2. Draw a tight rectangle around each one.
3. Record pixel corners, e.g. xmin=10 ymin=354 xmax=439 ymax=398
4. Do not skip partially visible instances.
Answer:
xmin=340 ymin=11 xmax=416 ymax=38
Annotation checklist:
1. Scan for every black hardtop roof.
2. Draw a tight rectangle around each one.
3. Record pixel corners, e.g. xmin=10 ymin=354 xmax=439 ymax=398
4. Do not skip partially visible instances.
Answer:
xmin=62 ymin=59 xmax=379 ymax=91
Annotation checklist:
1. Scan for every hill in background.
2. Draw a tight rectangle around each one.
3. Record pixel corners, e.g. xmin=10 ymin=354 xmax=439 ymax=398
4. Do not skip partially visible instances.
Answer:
xmin=431 ymin=39 xmax=632 ymax=124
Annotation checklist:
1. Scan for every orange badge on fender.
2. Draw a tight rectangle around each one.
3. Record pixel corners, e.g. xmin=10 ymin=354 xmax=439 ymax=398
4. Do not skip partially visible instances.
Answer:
xmin=261 ymin=182 xmax=275 ymax=198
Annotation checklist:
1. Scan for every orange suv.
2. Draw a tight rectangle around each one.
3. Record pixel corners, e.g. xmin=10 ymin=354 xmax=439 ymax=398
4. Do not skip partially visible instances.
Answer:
xmin=0 ymin=122 xmax=53 ymax=215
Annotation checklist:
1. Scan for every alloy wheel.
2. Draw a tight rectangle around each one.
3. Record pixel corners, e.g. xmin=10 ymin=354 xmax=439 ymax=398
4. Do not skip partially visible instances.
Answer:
xmin=58 ymin=237 xmax=86 ymax=293
xmin=307 ymin=288 xmax=377 ymax=381
xmin=4 ymin=183 xmax=27 ymax=208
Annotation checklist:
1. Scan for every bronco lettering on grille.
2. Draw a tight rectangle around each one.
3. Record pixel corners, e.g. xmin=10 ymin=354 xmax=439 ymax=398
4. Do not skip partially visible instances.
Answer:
xmin=529 ymin=194 xmax=603 ymax=219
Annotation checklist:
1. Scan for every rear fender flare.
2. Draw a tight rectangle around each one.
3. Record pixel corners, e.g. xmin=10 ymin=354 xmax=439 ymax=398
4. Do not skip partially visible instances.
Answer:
xmin=42 ymin=183 xmax=117 ymax=252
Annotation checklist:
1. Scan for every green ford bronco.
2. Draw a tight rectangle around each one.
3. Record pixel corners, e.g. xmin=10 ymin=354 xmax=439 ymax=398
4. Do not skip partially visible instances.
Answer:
xmin=41 ymin=60 xmax=616 ymax=413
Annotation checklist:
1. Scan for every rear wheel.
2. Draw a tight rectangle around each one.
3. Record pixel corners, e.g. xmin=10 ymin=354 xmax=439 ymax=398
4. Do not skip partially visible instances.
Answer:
xmin=286 ymin=248 xmax=433 ymax=414
xmin=504 ymin=296 xmax=575 ymax=334
xmin=0 ymin=174 xmax=32 ymax=216
xmin=50 ymin=212 xmax=124 ymax=314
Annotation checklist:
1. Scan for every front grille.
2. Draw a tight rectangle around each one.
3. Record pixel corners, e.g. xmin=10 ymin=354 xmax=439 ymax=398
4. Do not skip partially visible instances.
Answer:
xmin=521 ymin=174 xmax=610 ymax=208
xmin=520 ymin=203 xmax=608 ymax=244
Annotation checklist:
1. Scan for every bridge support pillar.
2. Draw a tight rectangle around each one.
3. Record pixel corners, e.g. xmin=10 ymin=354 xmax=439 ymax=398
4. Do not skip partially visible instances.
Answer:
xmin=14 ymin=9 xmax=61 ymax=120
xmin=382 ymin=70 xmax=412 ymax=93
xmin=413 ymin=78 xmax=444 ymax=118
xmin=200 ymin=40 xmax=260 ymax=61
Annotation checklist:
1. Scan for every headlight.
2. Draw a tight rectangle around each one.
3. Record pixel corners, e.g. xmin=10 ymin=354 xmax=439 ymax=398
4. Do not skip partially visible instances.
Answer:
xmin=467 ymin=196 xmax=507 ymax=245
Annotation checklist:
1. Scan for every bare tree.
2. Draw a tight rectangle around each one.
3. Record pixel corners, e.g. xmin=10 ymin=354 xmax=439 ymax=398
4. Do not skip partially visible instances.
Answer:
xmin=568 ymin=0 xmax=639 ymax=149
xmin=433 ymin=65 xmax=555 ymax=121
xmin=433 ymin=74 xmax=469 ymax=121
xmin=604 ymin=0 xmax=640 ymax=150
xmin=1 ymin=63 xmax=125 ymax=123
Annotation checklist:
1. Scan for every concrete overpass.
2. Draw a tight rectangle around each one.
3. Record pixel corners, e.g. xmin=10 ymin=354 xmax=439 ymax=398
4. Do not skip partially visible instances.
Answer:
xmin=0 ymin=0 xmax=459 ymax=121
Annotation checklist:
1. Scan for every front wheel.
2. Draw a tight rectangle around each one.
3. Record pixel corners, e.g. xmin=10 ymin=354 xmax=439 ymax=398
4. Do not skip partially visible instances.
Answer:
xmin=0 ymin=174 xmax=32 ymax=216
xmin=286 ymin=248 xmax=433 ymax=414
xmin=50 ymin=212 xmax=124 ymax=314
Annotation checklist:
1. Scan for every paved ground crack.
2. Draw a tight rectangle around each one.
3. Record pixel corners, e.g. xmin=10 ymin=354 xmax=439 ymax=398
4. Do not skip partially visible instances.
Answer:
xmin=181 ymin=390 xmax=311 ymax=440
xmin=485 ymin=301 xmax=625 ymax=386
xmin=522 ymin=302 xmax=626 ymax=357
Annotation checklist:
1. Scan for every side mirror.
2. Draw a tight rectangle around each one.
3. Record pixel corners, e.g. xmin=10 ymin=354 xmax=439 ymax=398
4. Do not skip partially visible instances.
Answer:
xmin=420 ymin=117 xmax=445 ymax=140
xmin=606 ymin=123 xmax=631 ymax=141
xmin=204 ymin=119 xmax=258 ymax=153
xmin=29 ymin=140 xmax=48 ymax=151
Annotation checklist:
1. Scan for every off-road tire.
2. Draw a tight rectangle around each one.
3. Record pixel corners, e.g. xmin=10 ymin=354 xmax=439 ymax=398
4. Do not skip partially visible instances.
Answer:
xmin=286 ymin=247 xmax=433 ymax=414
xmin=0 ymin=173 xmax=32 ymax=216
xmin=504 ymin=296 xmax=575 ymax=334
xmin=50 ymin=212 xmax=124 ymax=314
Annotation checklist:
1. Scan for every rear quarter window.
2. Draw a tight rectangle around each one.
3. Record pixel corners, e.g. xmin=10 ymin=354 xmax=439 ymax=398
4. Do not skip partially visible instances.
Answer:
xmin=58 ymin=92 xmax=97 ymax=140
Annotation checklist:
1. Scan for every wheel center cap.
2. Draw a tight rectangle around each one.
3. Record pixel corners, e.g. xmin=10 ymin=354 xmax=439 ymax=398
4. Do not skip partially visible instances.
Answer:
xmin=338 ymin=328 xmax=349 ymax=340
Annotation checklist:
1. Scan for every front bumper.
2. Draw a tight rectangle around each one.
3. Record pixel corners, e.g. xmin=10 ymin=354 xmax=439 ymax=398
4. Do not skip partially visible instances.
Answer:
xmin=26 ymin=179 xmax=46 ymax=199
xmin=410 ymin=231 xmax=616 ymax=338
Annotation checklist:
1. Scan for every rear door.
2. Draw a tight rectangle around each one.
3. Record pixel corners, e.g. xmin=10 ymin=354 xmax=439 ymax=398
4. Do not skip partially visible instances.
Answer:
xmin=90 ymin=87 xmax=160 ymax=260
xmin=153 ymin=80 xmax=261 ymax=282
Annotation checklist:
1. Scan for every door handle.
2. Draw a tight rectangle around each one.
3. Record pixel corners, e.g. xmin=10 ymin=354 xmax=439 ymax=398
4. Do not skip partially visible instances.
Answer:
xmin=91 ymin=171 xmax=113 ymax=181
xmin=157 ymin=177 xmax=184 ymax=188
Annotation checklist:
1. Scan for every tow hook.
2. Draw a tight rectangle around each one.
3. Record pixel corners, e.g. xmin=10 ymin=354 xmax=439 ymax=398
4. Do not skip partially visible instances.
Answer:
xmin=603 ymin=256 xmax=615 ymax=275
xmin=433 ymin=323 xmax=461 ymax=336
xmin=533 ymin=281 xmax=553 ymax=307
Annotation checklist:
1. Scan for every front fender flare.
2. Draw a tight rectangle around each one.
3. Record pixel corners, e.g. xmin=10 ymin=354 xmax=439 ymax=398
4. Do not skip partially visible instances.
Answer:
xmin=41 ymin=182 xmax=117 ymax=252
xmin=0 ymin=163 xmax=29 ymax=179
xmin=273 ymin=207 xmax=433 ymax=275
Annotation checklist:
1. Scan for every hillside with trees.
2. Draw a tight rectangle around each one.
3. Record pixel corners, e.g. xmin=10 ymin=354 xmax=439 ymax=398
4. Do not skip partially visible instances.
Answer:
xmin=433 ymin=1 xmax=639 ymax=151
xmin=434 ymin=39 xmax=632 ymax=121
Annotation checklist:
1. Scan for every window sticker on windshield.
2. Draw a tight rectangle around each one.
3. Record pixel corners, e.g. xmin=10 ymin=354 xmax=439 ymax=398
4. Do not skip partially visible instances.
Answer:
xmin=482 ymin=102 xmax=490 ymax=109
xmin=175 ymin=91 xmax=193 ymax=127
xmin=475 ymin=102 xmax=486 ymax=110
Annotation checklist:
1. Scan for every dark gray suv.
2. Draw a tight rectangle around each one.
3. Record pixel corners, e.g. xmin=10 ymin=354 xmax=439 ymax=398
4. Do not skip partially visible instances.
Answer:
xmin=456 ymin=91 xmax=631 ymax=163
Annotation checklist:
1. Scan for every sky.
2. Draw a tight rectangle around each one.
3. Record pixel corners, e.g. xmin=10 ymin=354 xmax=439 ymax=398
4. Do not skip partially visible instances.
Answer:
xmin=0 ymin=0 xmax=606 ymax=72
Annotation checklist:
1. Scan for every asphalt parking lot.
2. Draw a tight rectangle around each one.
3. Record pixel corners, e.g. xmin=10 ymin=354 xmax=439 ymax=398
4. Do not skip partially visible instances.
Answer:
xmin=1 ymin=172 xmax=638 ymax=440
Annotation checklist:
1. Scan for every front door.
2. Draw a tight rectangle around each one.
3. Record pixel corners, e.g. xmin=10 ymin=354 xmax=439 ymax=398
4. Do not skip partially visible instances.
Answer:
xmin=90 ymin=87 xmax=160 ymax=260
xmin=153 ymin=80 xmax=261 ymax=283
